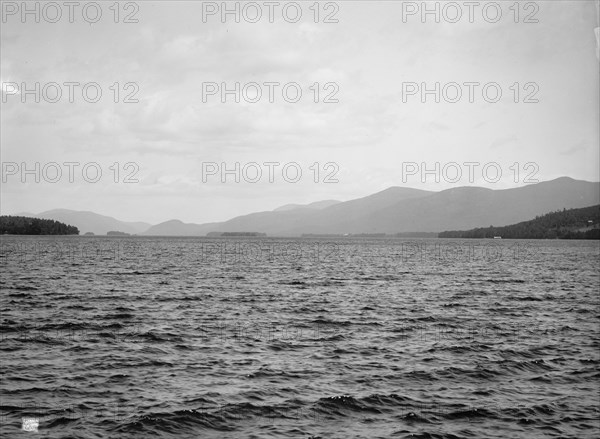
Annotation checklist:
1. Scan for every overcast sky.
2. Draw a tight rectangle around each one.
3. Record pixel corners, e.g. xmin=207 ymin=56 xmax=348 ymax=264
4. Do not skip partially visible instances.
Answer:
xmin=1 ymin=1 xmax=599 ymax=224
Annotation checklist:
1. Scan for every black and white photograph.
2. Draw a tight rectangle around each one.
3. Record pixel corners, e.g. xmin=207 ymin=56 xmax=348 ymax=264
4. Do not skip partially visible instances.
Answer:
xmin=1 ymin=1 xmax=599 ymax=437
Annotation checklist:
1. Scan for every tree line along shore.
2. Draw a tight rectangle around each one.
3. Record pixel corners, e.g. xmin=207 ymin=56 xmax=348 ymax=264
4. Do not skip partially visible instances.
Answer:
xmin=2 ymin=204 xmax=599 ymax=238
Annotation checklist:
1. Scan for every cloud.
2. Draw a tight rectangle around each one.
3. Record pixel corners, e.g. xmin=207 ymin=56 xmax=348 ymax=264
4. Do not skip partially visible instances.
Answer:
xmin=490 ymin=135 xmax=518 ymax=149
xmin=561 ymin=140 xmax=589 ymax=155
xmin=1 ymin=1 xmax=598 ymax=223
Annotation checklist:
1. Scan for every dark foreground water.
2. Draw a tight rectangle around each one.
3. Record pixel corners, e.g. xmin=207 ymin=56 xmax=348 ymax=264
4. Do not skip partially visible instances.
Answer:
xmin=1 ymin=236 xmax=599 ymax=438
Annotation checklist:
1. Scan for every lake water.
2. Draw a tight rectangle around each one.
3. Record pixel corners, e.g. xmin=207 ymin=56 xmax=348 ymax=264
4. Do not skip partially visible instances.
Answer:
xmin=1 ymin=236 xmax=599 ymax=438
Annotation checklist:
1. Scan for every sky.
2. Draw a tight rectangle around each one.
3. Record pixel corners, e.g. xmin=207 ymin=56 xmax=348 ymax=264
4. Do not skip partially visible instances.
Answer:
xmin=1 ymin=0 xmax=599 ymax=224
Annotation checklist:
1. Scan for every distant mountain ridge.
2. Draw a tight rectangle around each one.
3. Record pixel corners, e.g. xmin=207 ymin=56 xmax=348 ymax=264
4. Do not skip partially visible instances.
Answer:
xmin=171 ymin=178 xmax=598 ymax=236
xmin=11 ymin=177 xmax=600 ymax=236
xmin=273 ymin=200 xmax=341 ymax=212
xmin=143 ymin=219 xmax=219 ymax=236
xmin=18 ymin=209 xmax=151 ymax=235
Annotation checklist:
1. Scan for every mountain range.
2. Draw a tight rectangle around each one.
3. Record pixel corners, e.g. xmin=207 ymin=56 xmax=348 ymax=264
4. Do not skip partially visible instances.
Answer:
xmin=15 ymin=209 xmax=151 ymax=236
xmin=13 ymin=177 xmax=600 ymax=236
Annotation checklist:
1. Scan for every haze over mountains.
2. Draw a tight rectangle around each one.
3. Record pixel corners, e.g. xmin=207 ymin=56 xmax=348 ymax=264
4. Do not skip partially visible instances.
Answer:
xmin=16 ymin=209 xmax=151 ymax=236
xmin=16 ymin=178 xmax=600 ymax=236
xmin=273 ymin=200 xmax=341 ymax=212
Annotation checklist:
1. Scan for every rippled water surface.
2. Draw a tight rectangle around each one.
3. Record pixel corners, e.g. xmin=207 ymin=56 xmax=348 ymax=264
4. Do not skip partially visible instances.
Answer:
xmin=1 ymin=236 xmax=599 ymax=438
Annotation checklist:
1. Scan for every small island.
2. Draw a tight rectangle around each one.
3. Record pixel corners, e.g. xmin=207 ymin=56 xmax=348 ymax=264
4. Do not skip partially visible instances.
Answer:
xmin=107 ymin=231 xmax=131 ymax=236
xmin=207 ymin=232 xmax=267 ymax=237
xmin=300 ymin=232 xmax=438 ymax=238
xmin=0 ymin=215 xmax=79 ymax=235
